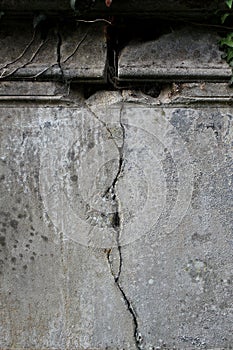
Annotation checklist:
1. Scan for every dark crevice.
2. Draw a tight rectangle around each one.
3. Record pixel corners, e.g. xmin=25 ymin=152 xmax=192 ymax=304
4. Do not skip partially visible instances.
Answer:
xmin=104 ymin=156 xmax=123 ymax=197
xmin=116 ymin=281 xmax=142 ymax=349
xmin=114 ymin=106 xmax=125 ymax=240
xmin=105 ymin=17 xmax=182 ymax=90
xmin=112 ymin=211 xmax=120 ymax=228
xmin=105 ymin=107 xmax=142 ymax=350
xmin=106 ymin=249 xmax=142 ymax=350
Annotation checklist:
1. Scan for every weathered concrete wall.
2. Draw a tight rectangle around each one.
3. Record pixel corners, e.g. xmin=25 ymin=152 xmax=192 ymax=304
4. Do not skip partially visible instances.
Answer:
xmin=0 ymin=82 xmax=232 ymax=349
xmin=0 ymin=5 xmax=233 ymax=349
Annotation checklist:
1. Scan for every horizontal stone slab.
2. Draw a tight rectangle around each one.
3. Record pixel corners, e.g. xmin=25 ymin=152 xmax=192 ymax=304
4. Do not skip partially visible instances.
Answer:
xmin=118 ymin=27 xmax=232 ymax=83
xmin=0 ymin=81 xmax=70 ymax=103
xmin=0 ymin=21 xmax=107 ymax=83
xmin=0 ymin=82 xmax=66 ymax=96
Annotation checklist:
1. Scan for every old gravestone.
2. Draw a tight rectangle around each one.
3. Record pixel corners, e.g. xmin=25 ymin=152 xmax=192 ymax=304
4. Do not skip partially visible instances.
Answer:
xmin=0 ymin=1 xmax=232 ymax=349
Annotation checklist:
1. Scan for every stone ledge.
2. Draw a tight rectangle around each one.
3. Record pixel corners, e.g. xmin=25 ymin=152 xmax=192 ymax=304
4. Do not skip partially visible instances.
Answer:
xmin=118 ymin=27 xmax=232 ymax=83
xmin=0 ymin=22 xmax=231 ymax=84
xmin=0 ymin=22 xmax=107 ymax=83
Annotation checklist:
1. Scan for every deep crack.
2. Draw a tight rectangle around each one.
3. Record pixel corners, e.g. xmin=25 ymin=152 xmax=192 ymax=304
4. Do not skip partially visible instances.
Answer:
xmin=106 ymin=245 xmax=142 ymax=350
xmin=115 ymin=280 xmax=142 ymax=349
xmin=105 ymin=106 xmax=142 ymax=350
xmin=105 ymin=104 xmax=125 ymax=282
xmin=85 ymin=102 xmax=141 ymax=349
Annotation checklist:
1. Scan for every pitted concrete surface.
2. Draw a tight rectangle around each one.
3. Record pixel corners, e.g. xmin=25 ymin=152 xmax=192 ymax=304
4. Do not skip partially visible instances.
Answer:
xmin=0 ymin=84 xmax=232 ymax=349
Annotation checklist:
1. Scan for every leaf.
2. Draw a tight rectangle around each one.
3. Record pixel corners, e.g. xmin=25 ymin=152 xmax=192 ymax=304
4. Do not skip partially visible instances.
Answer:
xmin=225 ymin=0 xmax=233 ymax=9
xmin=226 ymin=48 xmax=233 ymax=62
xmin=220 ymin=38 xmax=233 ymax=47
xmin=220 ymin=33 xmax=233 ymax=47
xmin=221 ymin=13 xmax=230 ymax=23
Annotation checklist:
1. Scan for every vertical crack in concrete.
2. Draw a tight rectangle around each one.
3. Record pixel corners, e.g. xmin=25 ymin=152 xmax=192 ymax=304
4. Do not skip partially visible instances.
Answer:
xmin=105 ymin=105 xmax=142 ymax=350
xmin=85 ymin=102 xmax=141 ymax=349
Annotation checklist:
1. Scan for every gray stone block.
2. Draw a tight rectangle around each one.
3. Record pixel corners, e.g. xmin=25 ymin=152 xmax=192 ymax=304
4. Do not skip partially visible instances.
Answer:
xmin=0 ymin=84 xmax=232 ymax=349
xmin=118 ymin=28 xmax=232 ymax=83
xmin=0 ymin=22 xmax=107 ymax=83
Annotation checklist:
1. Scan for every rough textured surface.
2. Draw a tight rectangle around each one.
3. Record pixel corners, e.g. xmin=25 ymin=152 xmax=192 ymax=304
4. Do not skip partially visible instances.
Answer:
xmin=0 ymin=102 xmax=136 ymax=350
xmin=0 ymin=22 xmax=230 ymax=84
xmin=118 ymin=28 xmax=232 ymax=83
xmin=0 ymin=83 xmax=232 ymax=349
xmin=0 ymin=21 xmax=107 ymax=83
